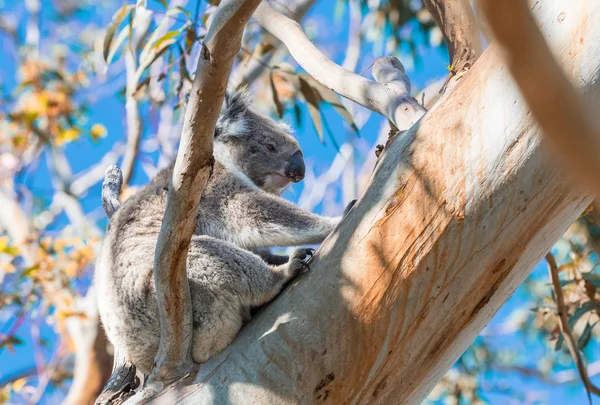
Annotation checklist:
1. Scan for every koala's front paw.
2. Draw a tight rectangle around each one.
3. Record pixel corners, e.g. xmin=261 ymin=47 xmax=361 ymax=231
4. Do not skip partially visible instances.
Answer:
xmin=104 ymin=165 xmax=123 ymax=187
xmin=287 ymin=248 xmax=314 ymax=278
xmin=292 ymin=247 xmax=314 ymax=261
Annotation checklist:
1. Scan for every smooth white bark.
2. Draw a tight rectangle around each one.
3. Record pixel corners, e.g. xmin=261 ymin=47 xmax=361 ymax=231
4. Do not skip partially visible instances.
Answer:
xmin=254 ymin=3 xmax=426 ymax=130
xmin=142 ymin=1 xmax=599 ymax=403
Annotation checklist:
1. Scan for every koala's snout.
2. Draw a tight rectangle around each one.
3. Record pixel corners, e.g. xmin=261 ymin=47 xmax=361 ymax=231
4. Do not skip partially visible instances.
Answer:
xmin=285 ymin=151 xmax=305 ymax=182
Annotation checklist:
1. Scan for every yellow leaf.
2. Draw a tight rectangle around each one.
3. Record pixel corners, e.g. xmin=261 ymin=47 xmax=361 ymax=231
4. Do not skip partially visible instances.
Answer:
xmin=0 ymin=386 xmax=8 ymax=403
xmin=90 ymin=124 xmax=107 ymax=142
xmin=11 ymin=135 xmax=26 ymax=149
xmin=56 ymin=128 xmax=80 ymax=146
xmin=0 ymin=236 xmax=8 ymax=250
xmin=12 ymin=378 xmax=27 ymax=393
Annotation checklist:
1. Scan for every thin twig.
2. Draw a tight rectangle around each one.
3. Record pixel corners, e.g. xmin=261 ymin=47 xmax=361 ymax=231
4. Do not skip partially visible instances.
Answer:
xmin=546 ymin=252 xmax=600 ymax=404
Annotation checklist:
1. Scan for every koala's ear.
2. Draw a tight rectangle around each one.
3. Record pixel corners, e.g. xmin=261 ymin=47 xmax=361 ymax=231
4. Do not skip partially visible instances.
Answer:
xmin=223 ymin=89 xmax=251 ymax=121
xmin=216 ymin=89 xmax=251 ymax=138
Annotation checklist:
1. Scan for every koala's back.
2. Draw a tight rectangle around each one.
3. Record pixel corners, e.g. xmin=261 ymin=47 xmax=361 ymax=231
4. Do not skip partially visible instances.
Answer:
xmin=95 ymin=163 xmax=257 ymax=373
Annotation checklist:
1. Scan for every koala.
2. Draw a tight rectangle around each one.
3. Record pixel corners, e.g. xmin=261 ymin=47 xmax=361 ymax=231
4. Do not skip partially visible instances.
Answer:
xmin=95 ymin=91 xmax=345 ymax=380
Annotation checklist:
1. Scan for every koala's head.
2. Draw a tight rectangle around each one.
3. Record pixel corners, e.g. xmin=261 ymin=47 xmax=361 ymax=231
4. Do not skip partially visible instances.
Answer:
xmin=214 ymin=90 xmax=305 ymax=194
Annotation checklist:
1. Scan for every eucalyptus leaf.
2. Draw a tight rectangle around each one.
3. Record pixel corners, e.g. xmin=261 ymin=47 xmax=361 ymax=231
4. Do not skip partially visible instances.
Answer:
xmin=298 ymin=77 xmax=323 ymax=141
xmin=103 ymin=3 xmax=134 ymax=62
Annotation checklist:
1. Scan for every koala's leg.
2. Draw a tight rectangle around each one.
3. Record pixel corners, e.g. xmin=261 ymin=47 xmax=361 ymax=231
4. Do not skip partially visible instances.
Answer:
xmin=102 ymin=165 xmax=123 ymax=219
xmin=189 ymin=236 xmax=312 ymax=308
xmin=187 ymin=237 xmax=312 ymax=363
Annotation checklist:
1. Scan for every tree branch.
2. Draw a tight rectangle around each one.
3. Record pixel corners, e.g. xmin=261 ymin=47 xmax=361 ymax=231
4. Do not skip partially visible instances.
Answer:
xmin=139 ymin=0 xmax=263 ymax=394
xmin=142 ymin=2 xmax=600 ymax=403
xmin=546 ymin=253 xmax=600 ymax=403
xmin=423 ymin=0 xmax=482 ymax=75
xmin=254 ymin=2 xmax=427 ymax=130
xmin=477 ymin=0 xmax=600 ymax=199
xmin=120 ymin=0 xmax=152 ymax=186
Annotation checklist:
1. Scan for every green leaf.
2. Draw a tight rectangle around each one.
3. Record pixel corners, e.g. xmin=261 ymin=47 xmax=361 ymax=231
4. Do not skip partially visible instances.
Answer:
xmin=300 ymin=74 xmax=359 ymax=134
xmin=293 ymin=102 xmax=302 ymax=126
xmin=105 ymin=24 xmax=130 ymax=66
xmin=152 ymin=30 xmax=181 ymax=50
xmin=269 ymin=72 xmax=284 ymax=119
xmin=185 ymin=26 xmax=197 ymax=54
xmin=178 ymin=46 xmax=190 ymax=80
xmin=137 ymin=38 xmax=177 ymax=82
xmin=568 ymin=301 xmax=596 ymax=330
xmin=578 ymin=321 xmax=597 ymax=349
xmin=20 ymin=264 xmax=40 ymax=280
xmin=138 ymin=13 xmax=190 ymax=81
xmin=298 ymin=77 xmax=323 ymax=141
xmin=155 ymin=0 xmax=169 ymax=9
xmin=0 ymin=335 xmax=24 ymax=353
xmin=103 ymin=3 xmax=134 ymax=62
xmin=555 ymin=333 xmax=564 ymax=351
xmin=559 ymin=278 xmax=575 ymax=287
xmin=581 ymin=272 xmax=600 ymax=288
xmin=128 ymin=6 xmax=134 ymax=52
xmin=176 ymin=45 xmax=189 ymax=94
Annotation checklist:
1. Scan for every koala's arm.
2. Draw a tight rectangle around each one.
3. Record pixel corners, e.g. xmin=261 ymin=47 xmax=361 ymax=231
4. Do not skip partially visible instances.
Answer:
xmin=226 ymin=190 xmax=343 ymax=249
xmin=102 ymin=165 xmax=123 ymax=219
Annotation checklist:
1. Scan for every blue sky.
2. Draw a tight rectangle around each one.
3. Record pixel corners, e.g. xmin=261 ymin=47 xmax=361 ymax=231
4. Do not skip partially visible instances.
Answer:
xmin=0 ymin=1 xmax=598 ymax=403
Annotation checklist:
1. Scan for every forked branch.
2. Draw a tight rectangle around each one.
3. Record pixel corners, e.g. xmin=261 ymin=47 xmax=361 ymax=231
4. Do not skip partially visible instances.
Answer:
xmin=253 ymin=2 xmax=426 ymax=130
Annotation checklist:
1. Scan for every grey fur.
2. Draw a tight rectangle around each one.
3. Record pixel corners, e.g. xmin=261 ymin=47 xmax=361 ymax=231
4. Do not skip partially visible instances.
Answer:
xmin=96 ymin=90 xmax=339 ymax=374
xmin=102 ymin=165 xmax=123 ymax=220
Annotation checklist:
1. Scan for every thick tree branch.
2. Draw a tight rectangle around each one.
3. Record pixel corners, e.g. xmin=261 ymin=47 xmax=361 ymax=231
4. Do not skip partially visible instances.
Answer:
xmin=477 ymin=0 xmax=600 ymax=199
xmin=140 ymin=0 xmax=263 ymax=393
xmin=144 ymin=2 xmax=599 ymax=403
xmin=546 ymin=253 xmax=600 ymax=402
xmin=254 ymin=2 xmax=426 ymax=130
xmin=423 ymin=0 xmax=482 ymax=75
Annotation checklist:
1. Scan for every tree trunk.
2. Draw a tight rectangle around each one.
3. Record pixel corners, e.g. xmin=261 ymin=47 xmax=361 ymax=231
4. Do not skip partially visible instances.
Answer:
xmin=142 ymin=1 xmax=598 ymax=403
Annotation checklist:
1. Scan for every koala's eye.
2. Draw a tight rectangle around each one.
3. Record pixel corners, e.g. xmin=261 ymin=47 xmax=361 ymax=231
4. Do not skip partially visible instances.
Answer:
xmin=267 ymin=144 xmax=276 ymax=153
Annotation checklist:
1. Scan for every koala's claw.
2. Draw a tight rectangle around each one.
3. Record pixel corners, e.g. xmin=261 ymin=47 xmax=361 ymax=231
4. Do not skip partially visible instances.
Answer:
xmin=291 ymin=247 xmax=314 ymax=261
xmin=288 ymin=248 xmax=314 ymax=277
xmin=343 ymin=199 xmax=357 ymax=217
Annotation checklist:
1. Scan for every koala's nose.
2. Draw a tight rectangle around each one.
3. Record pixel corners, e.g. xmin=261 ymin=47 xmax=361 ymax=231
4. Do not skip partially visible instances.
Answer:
xmin=285 ymin=151 xmax=305 ymax=182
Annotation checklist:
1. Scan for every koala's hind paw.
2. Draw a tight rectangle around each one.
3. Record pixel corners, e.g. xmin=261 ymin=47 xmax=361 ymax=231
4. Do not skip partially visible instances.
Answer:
xmin=287 ymin=248 xmax=314 ymax=277
xmin=291 ymin=247 xmax=314 ymax=261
